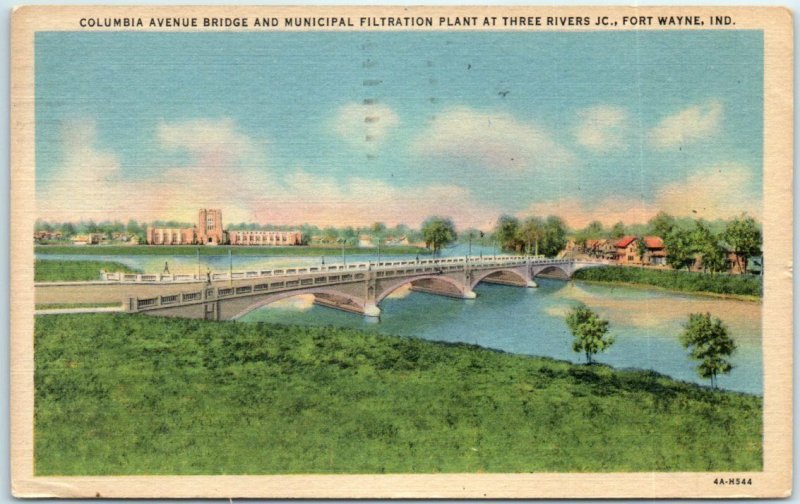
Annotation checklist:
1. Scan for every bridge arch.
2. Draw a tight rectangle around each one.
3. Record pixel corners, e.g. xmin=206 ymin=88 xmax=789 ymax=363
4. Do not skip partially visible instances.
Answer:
xmin=228 ymin=286 xmax=365 ymax=320
xmin=470 ymin=268 xmax=530 ymax=290
xmin=533 ymin=265 xmax=571 ymax=280
xmin=375 ymin=274 xmax=467 ymax=304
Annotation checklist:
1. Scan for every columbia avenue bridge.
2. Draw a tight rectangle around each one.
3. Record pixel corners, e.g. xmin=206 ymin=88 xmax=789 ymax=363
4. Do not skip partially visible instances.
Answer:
xmin=36 ymin=256 xmax=610 ymax=320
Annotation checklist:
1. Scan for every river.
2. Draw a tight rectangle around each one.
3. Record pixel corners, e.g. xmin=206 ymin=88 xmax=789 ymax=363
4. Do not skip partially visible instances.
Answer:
xmin=37 ymin=244 xmax=762 ymax=395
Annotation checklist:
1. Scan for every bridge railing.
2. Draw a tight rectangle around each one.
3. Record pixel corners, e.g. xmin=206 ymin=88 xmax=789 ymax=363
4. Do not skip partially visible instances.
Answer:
xmin=106 ymin=254 xmax=573 ymax=284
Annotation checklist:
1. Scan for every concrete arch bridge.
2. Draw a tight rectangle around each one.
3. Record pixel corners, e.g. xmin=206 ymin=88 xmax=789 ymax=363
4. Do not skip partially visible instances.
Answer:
xmin=114 ymin=256 xmax=608 ymax=320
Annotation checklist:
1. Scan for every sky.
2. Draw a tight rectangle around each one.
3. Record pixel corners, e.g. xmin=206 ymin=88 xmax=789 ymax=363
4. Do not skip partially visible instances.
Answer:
xmin=35 ymin=30 xmax=763 ymax=230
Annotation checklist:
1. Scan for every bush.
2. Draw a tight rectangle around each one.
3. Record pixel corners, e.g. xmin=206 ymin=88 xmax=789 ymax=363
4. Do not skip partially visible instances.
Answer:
xmin=573 ymin=266 xmax=761 ymax=297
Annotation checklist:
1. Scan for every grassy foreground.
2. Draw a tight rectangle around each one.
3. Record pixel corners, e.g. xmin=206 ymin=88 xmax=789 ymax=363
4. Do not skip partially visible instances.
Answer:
xmin=573 ymin=266 xmax=762 ymax=299
xmin=35 ymin=245 xmax=429 ymax=257
xmin=35 ymin=260 xmax=140 ymax=282
xmin=34 ymin=314 xmax=762 ymax=475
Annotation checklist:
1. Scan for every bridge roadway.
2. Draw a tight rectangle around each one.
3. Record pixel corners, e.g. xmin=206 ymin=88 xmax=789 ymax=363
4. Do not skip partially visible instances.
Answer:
xmin=90 ymin=255 xmax=607 ymax=320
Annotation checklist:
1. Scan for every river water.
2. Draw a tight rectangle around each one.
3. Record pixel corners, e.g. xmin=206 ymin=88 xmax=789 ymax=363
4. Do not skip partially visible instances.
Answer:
xmin=37 ymin=245 xmax=762 ymax=395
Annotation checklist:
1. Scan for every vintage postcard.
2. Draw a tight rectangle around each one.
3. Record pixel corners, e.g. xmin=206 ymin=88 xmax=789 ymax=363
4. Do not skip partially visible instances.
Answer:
xmin=10 ymin=5 xmax=793 ymax=499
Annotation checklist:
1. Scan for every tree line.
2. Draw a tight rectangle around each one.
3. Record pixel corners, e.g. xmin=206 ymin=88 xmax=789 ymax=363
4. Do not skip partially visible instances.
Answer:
xmin=573 ymin=211 xmax=762 ymax=275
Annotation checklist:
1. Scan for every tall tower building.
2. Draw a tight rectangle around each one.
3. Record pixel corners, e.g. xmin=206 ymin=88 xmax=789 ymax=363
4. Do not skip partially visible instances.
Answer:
xmin=197 ymin=208 xmax=223 ymax=245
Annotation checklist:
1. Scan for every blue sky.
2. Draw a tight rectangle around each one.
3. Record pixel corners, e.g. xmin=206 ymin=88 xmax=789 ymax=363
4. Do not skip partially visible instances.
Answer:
xmin=35 ymin=30 xmax=763 ymax=229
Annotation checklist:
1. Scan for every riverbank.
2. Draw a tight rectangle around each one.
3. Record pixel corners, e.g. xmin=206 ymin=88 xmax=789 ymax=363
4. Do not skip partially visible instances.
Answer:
xmin=35 ymin=244 xmax=429 ymax=257
xmin=572 ymin=266 xmax=762 ymax=299
xmin=34 ymin=259 xmax=140 ymax=282
xmin=35 ymin=313 xmax=762 ymax=475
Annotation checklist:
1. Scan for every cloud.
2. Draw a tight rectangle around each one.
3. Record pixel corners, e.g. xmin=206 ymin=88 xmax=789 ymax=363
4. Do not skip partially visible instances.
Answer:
xmin=37 ymin=118 xmax=269 ymax=223
xmin=37 ymin=117 xmax=499 ymax=229
xmin=332 ymin=102 xmax=399 ymax=151
xmin=573 ymin=105 xmax=630 ymax=152
xmin=519 ymin=196 xmax=657 ymax=230
xmin=251 ymin=170 xmax=500 ymax=229
xmin=519 ymin=163 xmax=759 ymax=228
xmin=158 ymin=117 xmax=268 ymax=169
xmin=412 ymin=106 xmax=574 ymax=172
xmin=655 ymin=162 xmax=759 ymax=220
xmin=648 ymin=101 xmax=723 ymax=149
xmin=37 ymin=119 xmax=128 ymax=220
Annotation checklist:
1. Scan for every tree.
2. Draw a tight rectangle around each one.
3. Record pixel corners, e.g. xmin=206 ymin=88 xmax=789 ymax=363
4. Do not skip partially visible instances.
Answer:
xmin=610 ymin=221 xmax=626 ymax=239
xmin=647 ymin=211 xmax=676 ymax=237
xmin=583 ymin=220 xmax=604 ymax=239
xmin=565 ymin=304 xmax=615 ymax=364
xmin=61 ymin=222 xmax=76 ymax=237
xmin=540 ymin=216 xmax=568 ymax=257
xmin=691 ymin=221 xmax=727 ymax=274
xmin=635 ymin=236 xmax=647 ymax=265
xmin=519 ymin=216 xmax=545 ymax=255
xmin=495 ymin=214 xmax=521 ymax=251
xmin=680 ymin=313 xmax=737 ymax=389
xmin=421 ymin=216 xmax=457 ymax=255
xmin=321 ymin=227 xmax=339 ymax=244
xmin=370 ymin=222 xmax=387 ymax=247
xmin=664 ymin=227 xmax=694 ymax=270
xmin=339 ymin=226 xmax=358 ymax=246
xmin=723 ymin=215 xmax=762 ymax=275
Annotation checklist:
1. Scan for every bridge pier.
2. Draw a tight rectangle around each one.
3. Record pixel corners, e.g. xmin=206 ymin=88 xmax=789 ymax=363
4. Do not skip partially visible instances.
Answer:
xmin=363 ymin=303 xmax=381 ymax=318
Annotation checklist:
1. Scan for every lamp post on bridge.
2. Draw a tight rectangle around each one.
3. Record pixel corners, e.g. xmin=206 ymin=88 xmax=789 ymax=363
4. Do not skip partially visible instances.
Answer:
xmin=338 ymin=238 xmax=347 ymax=266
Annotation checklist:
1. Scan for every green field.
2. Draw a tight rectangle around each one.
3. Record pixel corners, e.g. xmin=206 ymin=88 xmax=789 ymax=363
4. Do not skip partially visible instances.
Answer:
xmin=35 ymin=314 xmax=762 ymax=475
xmin=573 ymin=266 xmax=762 ymax=299
xmin=34 ymin=260 xmax=141 ymax=282
xmin=35 ymin=245 xmax=429 ymax=257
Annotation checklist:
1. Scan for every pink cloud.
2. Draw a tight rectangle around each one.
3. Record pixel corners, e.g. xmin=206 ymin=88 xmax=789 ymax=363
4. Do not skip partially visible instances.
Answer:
xmin=519 ymin=163 xmax=759 ymax=229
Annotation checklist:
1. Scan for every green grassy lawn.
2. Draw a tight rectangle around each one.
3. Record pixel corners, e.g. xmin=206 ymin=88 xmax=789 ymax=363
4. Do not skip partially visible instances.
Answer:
xmin=35 ymin=245 xmax=429 ymax=257
xmin=573 ymin=266 xmax=762 ymax=299
xmin=34 ymin=260 xmax=141 ymax=282
xmin=34 ymin=314 xmax=762 ymax=475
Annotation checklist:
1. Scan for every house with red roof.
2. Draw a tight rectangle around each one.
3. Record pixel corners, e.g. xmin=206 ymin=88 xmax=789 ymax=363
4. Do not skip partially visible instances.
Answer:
xmin=613 ymin=235 xmax=668 ymax=266
xmin=614 ymin=236 xmax=639 ymax=264
xmin=642 ymin=236 xmax=667 ymax=266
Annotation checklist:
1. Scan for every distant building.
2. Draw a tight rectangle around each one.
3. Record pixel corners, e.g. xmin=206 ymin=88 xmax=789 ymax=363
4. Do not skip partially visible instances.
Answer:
xmin=33 ymin=230 xmax=63 ymax=243
xmin=228 ymin=230 xmax=302 ymax=246
xmin=585 ymin=239 xmax=616 ymax=260
xmin=197 ymin=208 xmax=224 ymax=245
xmin=146 ymin=227 xmax=195 ymax=245
xmin=147 ymin=208 xmax=302 ymax=246
xmin=72 ymin=233 xmax=103 ymax=246
xmin=642 ymin=236 xmax=667 ymax=265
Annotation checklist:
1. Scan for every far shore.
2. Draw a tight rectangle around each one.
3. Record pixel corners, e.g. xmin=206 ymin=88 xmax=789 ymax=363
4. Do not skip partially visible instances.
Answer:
xmin=572 ymin=278 xmax=762 ymax=303
xmin=34 ymin=244 xmax=431 ymax=257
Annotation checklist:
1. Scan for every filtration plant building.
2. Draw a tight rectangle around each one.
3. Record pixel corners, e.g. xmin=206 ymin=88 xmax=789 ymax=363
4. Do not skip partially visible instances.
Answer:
xmin=146 ymin=208 xmax=302 ymax=246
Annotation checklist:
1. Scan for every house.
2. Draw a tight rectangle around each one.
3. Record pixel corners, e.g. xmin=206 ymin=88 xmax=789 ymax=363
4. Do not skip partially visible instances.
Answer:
xmin=71 ymin=233 xmax=102 ymax=246
xmin=358 ymin=234 xmax=374 ymax=248
xmin=614 ymin=236 xmax=639 ymax=264
xmin=642 ymin=236 xmax=667 ymax=266
xmin=584 ymin=239 xmax=616 ymax=260
xmin=33 ymin=230 xmax=63 ymax=243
